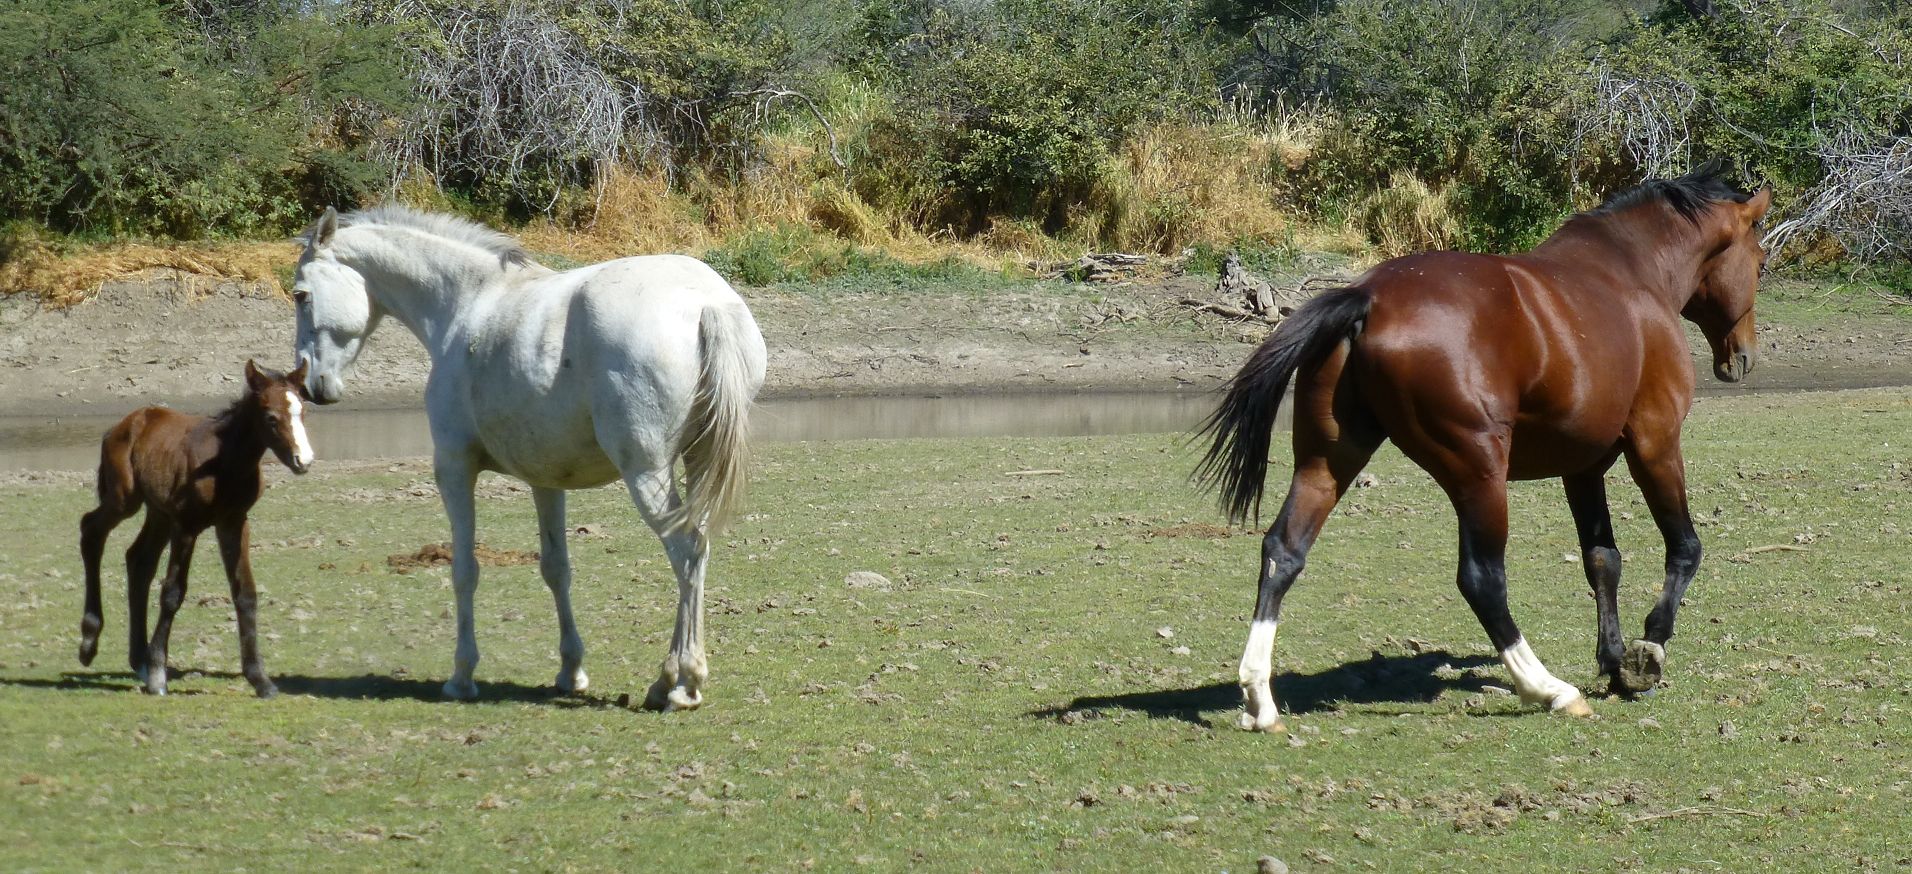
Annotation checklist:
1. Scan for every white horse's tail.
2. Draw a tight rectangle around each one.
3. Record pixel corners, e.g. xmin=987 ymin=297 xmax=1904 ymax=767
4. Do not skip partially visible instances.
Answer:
xmin=672 ymin=303 xmax=758 ymax=535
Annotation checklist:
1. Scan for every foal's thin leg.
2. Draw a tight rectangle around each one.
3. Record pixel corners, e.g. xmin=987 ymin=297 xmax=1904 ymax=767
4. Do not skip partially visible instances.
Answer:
xmin=78 ymin=505 xmax=134 ymax=666
xmin=624 ymin=466 xmax=708 ymax=712
xmin=1563 ymin=469 xmax=1627 ymax=693
xmin=1619 ymin=444 xmax=1701 ymax=694
xmin=1447 ymin=476 xmax=1592 ymax=716
xmin=216 ymin=518 xmax=276 ymax=698
xmin=144 ymin=529 xmax=199 ymax=695
xmin=533 ymin=486 xmax=588 ymax=693
xmin=123 ymin=515 xmax=169 ymax=679
xmin=436 ymin=458 xmax=483 ymax=700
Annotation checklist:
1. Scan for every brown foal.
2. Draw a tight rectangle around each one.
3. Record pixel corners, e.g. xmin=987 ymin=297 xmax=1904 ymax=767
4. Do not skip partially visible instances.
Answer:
xmin=78 ymin=361 xmax=315 ymax=697
xmin=1199 ymin=164 xmax=1772 ymax=731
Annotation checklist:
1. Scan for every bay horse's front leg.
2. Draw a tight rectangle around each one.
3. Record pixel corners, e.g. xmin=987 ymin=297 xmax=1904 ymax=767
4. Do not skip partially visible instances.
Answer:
xmin=624 ymin=467 xmax=708 ymax=712
xmin=532 ymin=486 xmax=588 ymax=694
xmin=144 ymin=528 xmax=199 ymax=695
xmin=215 ymin=518 xmax=276 ymax=698
xmin=1619 ymin=442 xmax=1702 ymax=695
xmin=1563 ymin=468 xmax=1629 ymax=695
xmin=435 ymin=457 xmax=484 ymax=701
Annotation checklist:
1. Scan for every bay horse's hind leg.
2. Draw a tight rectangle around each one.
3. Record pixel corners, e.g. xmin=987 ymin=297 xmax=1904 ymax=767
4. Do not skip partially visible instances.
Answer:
xmin=1618 ymin=441 xmax=1702 ymax=695
xmin=621 ymin=465 xmax=708 ymax=712
xmin=1238 ymin=440 xmax=1378 ymax=732
xmin=532 ymin=486 xmax=589 ymax=694
xmin=121 ymin=514 xmax=170 ymax=680
xmin=1442 ymin=467 xmax=1593 ymax=717
xmin=1563 ymin=468 xmax=1629 ymax=695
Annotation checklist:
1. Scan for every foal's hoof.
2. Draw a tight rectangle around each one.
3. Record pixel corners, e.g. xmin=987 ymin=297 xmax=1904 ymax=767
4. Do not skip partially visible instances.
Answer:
xmin=143 ymin=665 xmax=167 ymax=696
xmin=442 ymin=678 xmax=481 ymax=701
xmin=1619 ymin=639 xmax=1666 ymax=694
xmin=78 ymin=639 xmax=98 ymax=667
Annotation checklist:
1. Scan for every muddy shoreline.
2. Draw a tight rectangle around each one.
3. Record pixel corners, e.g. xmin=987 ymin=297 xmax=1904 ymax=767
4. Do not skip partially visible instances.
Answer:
xmin=4 ymin=271 xmax=1911 ymax=419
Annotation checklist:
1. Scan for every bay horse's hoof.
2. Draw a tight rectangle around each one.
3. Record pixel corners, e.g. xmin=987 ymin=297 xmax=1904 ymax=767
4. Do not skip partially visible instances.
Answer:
xmin=78 ymin=640 xmax=98 ymax=667
xmin=254 ymin=682 xmax=279 ymax=699
xmin=555 ymin=668 xmax=590 ymax=694
xmin=1619 ymin=639 xmax=1665 ymax=694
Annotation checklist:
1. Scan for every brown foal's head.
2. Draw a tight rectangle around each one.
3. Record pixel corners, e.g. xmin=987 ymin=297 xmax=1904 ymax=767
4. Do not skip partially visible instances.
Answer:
xmin=245 ymin=360 xmax=315 ymax=475
xmin=1683 ymin=186 xmax=1771 ymax=383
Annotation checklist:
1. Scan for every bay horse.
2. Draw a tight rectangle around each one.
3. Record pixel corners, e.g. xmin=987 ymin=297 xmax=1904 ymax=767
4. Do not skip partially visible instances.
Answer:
xmin=79 ymin=360 xmax=315 ymax=697
xmin=1197 ymin=164 xmax=1771 ymax=731
xmin=290 ymin=205 xmax=764 ymax=710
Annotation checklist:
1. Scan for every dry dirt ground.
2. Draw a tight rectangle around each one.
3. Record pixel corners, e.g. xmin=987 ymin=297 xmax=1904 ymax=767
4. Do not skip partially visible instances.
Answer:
xmin=2 ymin=270 xmax=1910 ymax=417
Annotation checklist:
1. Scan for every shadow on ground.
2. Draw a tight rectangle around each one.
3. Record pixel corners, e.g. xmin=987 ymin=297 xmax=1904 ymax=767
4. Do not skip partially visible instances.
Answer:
xmin=1032 ymin=650 xmax=1501 ymax=728
xmin=0 ymin=669 xmax=623 ymax=709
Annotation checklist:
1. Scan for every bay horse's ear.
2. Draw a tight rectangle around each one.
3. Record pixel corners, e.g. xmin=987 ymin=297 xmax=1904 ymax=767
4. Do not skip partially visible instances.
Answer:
xmin=1744 ymin=187 xmax=1773 ymax=222
xmin=245 ymin=358 xmax=268 ymax=391
xmin=307 ymin=206 xmax=338 ymax=248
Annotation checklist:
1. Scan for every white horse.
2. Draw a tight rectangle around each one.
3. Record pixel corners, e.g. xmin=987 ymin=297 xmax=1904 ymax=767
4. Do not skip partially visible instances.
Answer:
xmin=291 ymin=205 xmax=765 ymax=710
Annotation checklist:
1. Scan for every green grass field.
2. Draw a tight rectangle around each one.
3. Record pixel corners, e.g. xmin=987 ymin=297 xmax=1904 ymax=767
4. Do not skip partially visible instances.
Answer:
xmin=3 ymin=388 xmax=1910 ymax=871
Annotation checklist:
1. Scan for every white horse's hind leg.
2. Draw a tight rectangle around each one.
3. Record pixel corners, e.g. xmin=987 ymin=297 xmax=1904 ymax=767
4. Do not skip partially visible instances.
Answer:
xmin=533 ymin=486 xmax=588 ymax=693
xmin=436 ymin=457 xmax=483 ymax=701
xmin=622 ymin=466 xmax=708 ymax=712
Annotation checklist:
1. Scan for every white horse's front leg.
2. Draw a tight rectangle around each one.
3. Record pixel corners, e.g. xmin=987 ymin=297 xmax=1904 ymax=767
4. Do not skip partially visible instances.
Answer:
xmin=436 ymin=457 xmax=483 ymax=701
xmin=625 ymin=467 xmax=708 ymax=711
xmin=533 ymin=486 xmax=588 ymax=693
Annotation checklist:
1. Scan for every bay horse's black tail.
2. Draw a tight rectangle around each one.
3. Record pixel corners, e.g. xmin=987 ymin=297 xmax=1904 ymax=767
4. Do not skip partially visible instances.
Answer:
xmin=1195 ymin=287 xmax=1372 ymax=524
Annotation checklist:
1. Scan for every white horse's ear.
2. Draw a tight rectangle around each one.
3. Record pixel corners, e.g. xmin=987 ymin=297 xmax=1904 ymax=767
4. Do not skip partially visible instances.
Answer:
xmin=308 ymin=206 xmax=338 ymax=247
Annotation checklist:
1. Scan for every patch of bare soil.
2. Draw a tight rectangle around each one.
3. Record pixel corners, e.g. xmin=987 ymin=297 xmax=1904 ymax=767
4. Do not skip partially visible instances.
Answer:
xmin=385 ymin=542 xmax=539 ymax=574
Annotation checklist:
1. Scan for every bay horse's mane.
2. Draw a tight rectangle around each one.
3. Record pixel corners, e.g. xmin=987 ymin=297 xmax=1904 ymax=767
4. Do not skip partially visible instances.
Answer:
xmin=340 ymin=204 xmax=537 ymax=268
xmin=1584 ymin=162 xmax=1754 ymax=227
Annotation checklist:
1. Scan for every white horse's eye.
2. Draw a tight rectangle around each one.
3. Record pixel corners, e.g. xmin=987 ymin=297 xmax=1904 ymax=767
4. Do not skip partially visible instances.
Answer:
xmin=292 ymin=289 xmax=311 ymax=304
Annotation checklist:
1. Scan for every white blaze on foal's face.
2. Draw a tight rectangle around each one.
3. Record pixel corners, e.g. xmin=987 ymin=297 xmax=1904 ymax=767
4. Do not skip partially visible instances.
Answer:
xmin=285 ymin=390 xmax=314 ymax=470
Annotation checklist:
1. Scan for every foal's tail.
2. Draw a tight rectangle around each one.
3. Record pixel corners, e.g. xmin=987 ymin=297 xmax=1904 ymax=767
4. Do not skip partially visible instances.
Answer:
xmin=1194 ymin=287 xmax=1372 ymax=525
xmin=671 ymin=303 xmax=764 ymax=535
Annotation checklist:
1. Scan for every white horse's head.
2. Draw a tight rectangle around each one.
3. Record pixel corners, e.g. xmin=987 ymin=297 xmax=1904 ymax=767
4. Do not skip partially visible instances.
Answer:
xmin=292 ymin=207 xmax=378 ymax=405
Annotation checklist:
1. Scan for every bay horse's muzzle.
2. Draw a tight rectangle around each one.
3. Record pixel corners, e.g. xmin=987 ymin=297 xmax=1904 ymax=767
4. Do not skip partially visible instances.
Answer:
xmin=1715 ymin=349 xmax=1754 ymax=383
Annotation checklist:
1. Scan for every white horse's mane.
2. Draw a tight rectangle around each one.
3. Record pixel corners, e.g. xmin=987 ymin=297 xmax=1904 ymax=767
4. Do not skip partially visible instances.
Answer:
xmin=342 ymin=204 xmax=536 ymax=267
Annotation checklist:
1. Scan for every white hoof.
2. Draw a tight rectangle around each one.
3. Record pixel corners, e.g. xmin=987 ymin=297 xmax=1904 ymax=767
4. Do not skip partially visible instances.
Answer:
xmin=1238 ymin=709 xmax=1287 ymax=733
xmin=1552 ymin=692 xmax=1595 ymax=718
xmin=556 ymin=668 xmax=590 ymax=694
xmin=664 ymin=686 xmax=703 ymax=712
xmin=442 ymin=678 xmax=481 ymax=701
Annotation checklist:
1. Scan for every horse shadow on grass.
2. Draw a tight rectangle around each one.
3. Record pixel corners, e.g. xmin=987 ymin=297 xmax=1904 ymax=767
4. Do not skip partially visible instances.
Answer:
xmin=1031 ymin=650 xmax=1501 ymax=729
xmin=0 ymin=669 xmax=623 ymax=710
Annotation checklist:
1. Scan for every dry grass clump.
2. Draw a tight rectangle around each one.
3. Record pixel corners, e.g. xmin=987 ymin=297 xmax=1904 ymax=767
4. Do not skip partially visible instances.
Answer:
xmin=0 ymin=237 xmax=294 ymax=307
xmin=1353 ymin=171 xmax=1463 ymax=257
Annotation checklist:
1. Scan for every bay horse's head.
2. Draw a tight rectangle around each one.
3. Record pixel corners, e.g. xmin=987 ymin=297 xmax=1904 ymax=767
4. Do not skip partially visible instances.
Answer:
xmin=1679 ymin=172 xmax=1772 ymax=383
xmin=292 ymin=207 xmax=376 ymax=405
xmin=244 ymin=359 xmax=315 ymax=475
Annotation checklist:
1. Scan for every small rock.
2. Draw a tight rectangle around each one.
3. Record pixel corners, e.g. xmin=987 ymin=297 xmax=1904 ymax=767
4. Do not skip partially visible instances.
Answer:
xmin=1169 ymin=645 xmax=1191 ymax=656
xmin=1638 ymin=717 xmax=1662 ymax=730
xmin=844 ymin=571 xmax=892 ymax=591
xmin=1257 ymin=857 xmax=1290 ymax=874
xmin=1156 ymin=626 xmax=1175 ymax=639
xmin=1719 ymin=720 xmax=1739 ymax=739
xmin=1353 ymin=473 xmax=1379 ymax=488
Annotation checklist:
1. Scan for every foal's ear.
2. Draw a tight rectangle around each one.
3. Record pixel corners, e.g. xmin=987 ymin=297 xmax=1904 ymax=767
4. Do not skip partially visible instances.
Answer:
xmin=287 ymin=359 xmax=310 ymax=393
xmin=305 ymin=206 xmax=338 ymax=248
xmin=1743 ymin=187 xmax=1773 ymax=223
xmin=245 ymin=358 xmax=268 ymax=391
